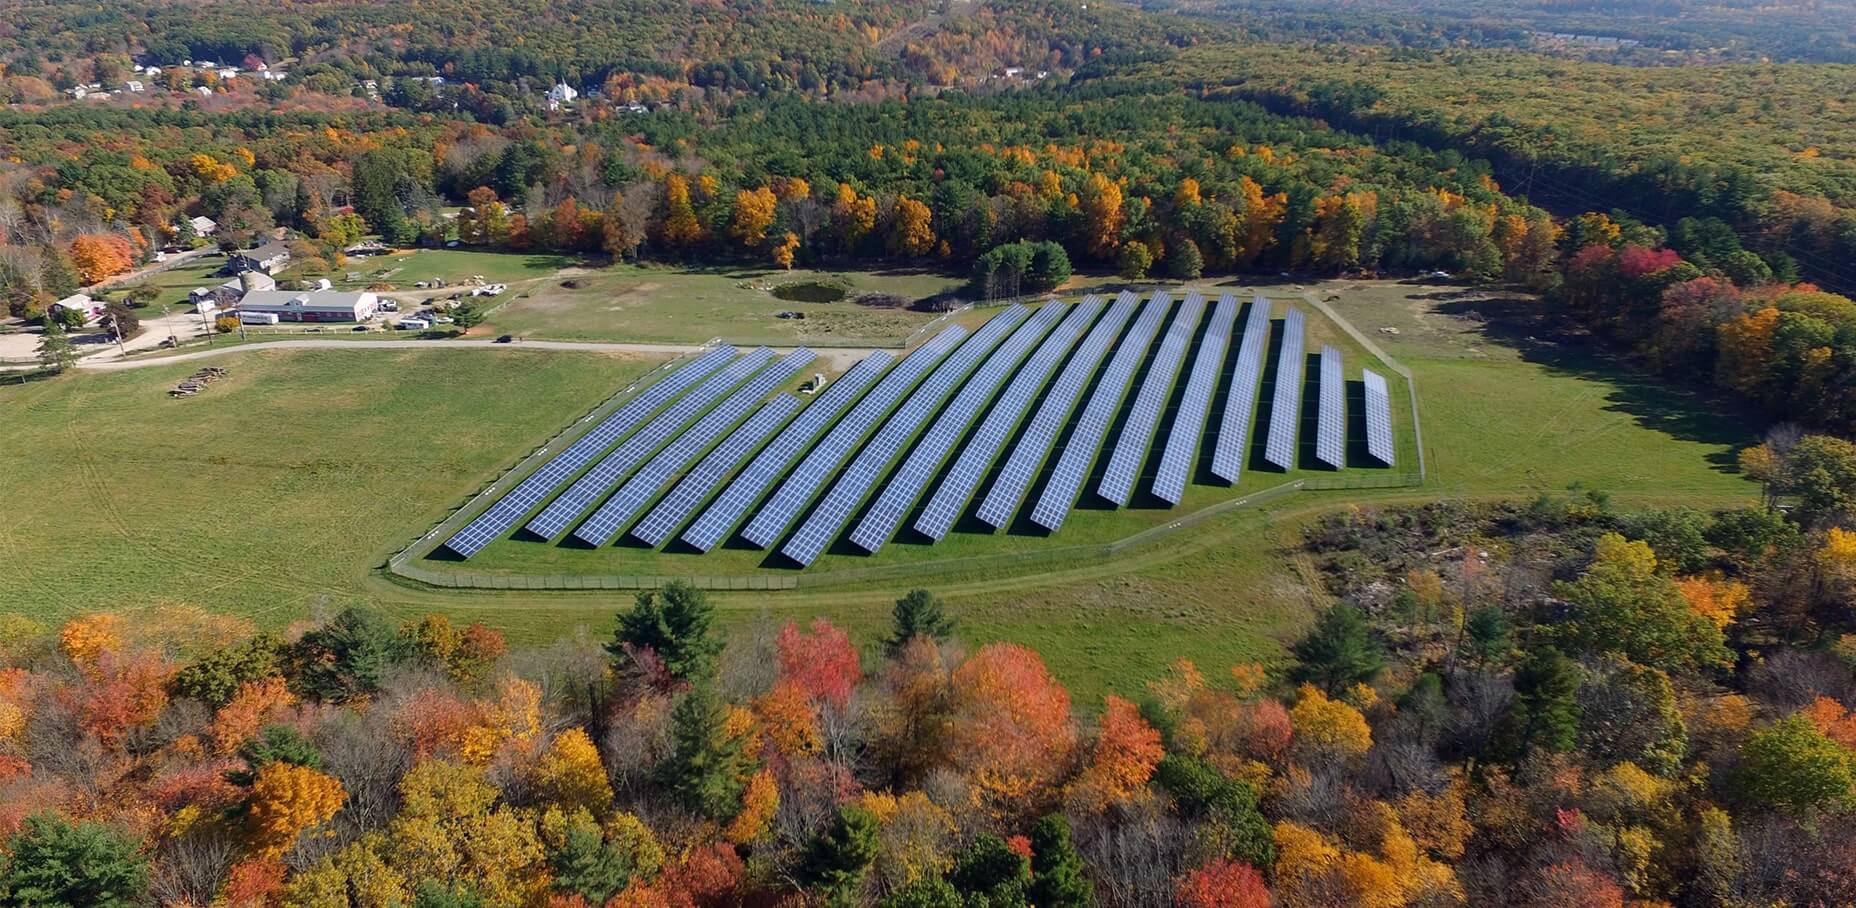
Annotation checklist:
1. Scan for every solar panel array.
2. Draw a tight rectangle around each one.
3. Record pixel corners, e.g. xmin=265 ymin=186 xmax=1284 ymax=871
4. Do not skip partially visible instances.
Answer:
xmin=1098 ymin=292 xmax=1207 ymax=506
xmin=441 ymin=346 xmax=734 ymax=558
xmin=1027 ymin=291 xmax=1172 ymax=531
xmin=632 ymin=394 xmax=802 ymax=546
xmin=1315 ymin=345 xmax=1345 ymax=469
xmin=739 ymin=326 xmax=969 ymax=549
xmin=572 ymin=348 xmax=816 ymax=545
xmin=783 ymin=306 xmax=1031 ymax=565
xmin=1262 ymin=308 xmax=1306 ymax=470
xmin=851 ymin=303 xmax=1066 ymax=554
xmin=447 ymin=291 xmax=1406 ymax=568
xmin=1153 ymin=294 xmax=1239 ymax=504
xmin=526 ymin=349 xmax=775 ymax=539
xmin=1210 ymin=298 xmax=1273 ymax=483
xmin=916 ymin=297 xmax=1109 ymax=542
xmin=679 ymin=353 xmax=892 ymax=552
xmin=973 ymin=293 xmax=1139 ymax=530
xmin=1363 ymin=369 xmax=1396 ymax=466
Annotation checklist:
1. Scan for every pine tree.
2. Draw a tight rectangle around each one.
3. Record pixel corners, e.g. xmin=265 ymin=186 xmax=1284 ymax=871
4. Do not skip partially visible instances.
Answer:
xmin=885 ymin=589 xmax=954 ymax=654
xmin=657 ymin=685 xmax=748 ymax=820
xmin=1028 ymin=815 xmax=1093 ymax=908
xmin=1289 ymin=603 xmax=1385 ymax=694
xmin=799 ymin=805 xmax=881 ymax=905
xmin=610 ymin=581 xmax=722 ymax=682
xmin=36 ymin=319 xmax=76 ymax=374
xmin=1493 ymin=647 xmax=1583 ymax=760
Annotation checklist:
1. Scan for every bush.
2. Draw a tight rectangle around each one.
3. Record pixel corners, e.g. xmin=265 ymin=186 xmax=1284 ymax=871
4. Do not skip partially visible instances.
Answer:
xmin=215 ymin=315 xmax=241 ymax=333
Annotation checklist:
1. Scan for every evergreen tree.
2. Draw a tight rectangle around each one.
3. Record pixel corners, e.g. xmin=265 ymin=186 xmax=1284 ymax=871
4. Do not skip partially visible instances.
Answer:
xmin=1289 ymin=603 xmax=1385 ymax=694
xmin=880 ymin=877 xmax=962 ymax=908
xmin=799 ymin=805 xmax=881 ymax=905
xmin=610 ymin=580 xmax=722 ymax=682
xmin=36 ymin=319 xmax=75 ymax=374
xmin=1153 ymin=756 xmax=1275 ymax=870
xmin=1493 ymin=647 xmax=1583 ymax=760
xmin=0 ymin=813 xmax=149 ymax=908
xmin=1028 ymin=815 xmax=1092 ymax=908
xmin=288 ymin=607 xmax=396 ymax=702
xmin=1463 ymin=605 xmax=1512 ymax=666
xmin=885 ymin=589 xmax=954 ymax=654
xmin=1166 ymin=238 xmax=1204 ymax=280
xmin=657 ymin=685 xmax=748 ymax=820
xmin=949 ymin=835 xmax=1031 ymax=906
xmin=226 ymin=724 xmax=323 ymax=785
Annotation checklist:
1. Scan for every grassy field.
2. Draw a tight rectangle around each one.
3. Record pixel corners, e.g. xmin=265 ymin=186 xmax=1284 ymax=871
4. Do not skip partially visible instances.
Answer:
xmin=0 ymin=278 xmax=1761 ymax=701
xmin=336 ymin=249 xmax=578 ymax=289
xmin=483 ymin=264 xmax=962 ymax=345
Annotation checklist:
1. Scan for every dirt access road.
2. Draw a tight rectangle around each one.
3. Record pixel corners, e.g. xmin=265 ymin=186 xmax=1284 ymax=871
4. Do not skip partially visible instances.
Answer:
xmin=74 ymin=337 xmax=876 ymax=372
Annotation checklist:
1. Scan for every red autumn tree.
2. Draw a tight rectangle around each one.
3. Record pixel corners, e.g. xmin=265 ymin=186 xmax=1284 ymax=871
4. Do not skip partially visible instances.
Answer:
xmin=1177 ymin=858 xmax=1272 ymax=908
xmin=1616 ymin=245 xmax=1683 ymax=280
xmin=776 ymin=619 xmax=860 ymax=709
xmin=1069 ymin=695 xmax=1163 ymax=811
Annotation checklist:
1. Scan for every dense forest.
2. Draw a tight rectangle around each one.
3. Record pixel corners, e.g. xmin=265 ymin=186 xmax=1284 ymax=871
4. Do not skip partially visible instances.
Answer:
xmin=2 ymin=441 xmax=1854 ymax=904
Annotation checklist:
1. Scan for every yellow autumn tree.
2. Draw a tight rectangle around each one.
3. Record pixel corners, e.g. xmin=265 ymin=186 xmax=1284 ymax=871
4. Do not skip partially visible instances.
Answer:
xmin=729 ymin=186 xmax=778 ymax=249
xmin=888 ymin=196 xmax=936 ymax=257
xmin=390 ymin=760 xmax=547 ymax=908
xmin=832 ymin=183 xmax=878 ymax=252
xmin=535 ymin=728 xmax=613 ymax=814
xmin=1818 ymin=527 xmax=1856 ymax=585
xmin=58 ymin=614 xmax=121 ymax=666
xmin=1290 ymin=684 xmax=1373 ymax=763
xmin=656 ymin=174 xmax=704 ymax=250
xmin=459 ymin=675 xmax=541 ymax=764
xmin=1078 ymin=172 xmax=1125 ymax=260
xmin=723 ymin=769 xmax=779 ymax=844
xmin=247 ymin=762 xmax=346 ymax=857
xmin=1675 ymin=576 xmax=1753 ymax=629
xmin=1236 ymin=176 xmax=1288 ymax=264
xmin=771 ymin=231 xmax=800 ymax=270
xmin=861 ymin=790 xmax=958 ymax=891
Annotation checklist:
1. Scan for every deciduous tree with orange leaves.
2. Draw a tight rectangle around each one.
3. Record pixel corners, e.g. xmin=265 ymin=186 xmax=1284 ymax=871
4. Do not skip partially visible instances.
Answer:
xmin=246 ymin=762 xmax=345 ymax=857
xmin=1068 ymin=695 xmax=1162 ymax=812
xmin=68 ymin=234 xmax=135 ymax=284
xmin=888 ymin=196 xmax=935 ymax=257
xmin=946 ymin=643 xmax=1077 ymax=817
xmin=777 ymin=618 xmax=861 ymax=709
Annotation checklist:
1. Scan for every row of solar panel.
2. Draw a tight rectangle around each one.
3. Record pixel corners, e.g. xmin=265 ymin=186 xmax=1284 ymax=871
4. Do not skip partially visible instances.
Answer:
xmin=444 ymin=293 xmax=1396 ymax=563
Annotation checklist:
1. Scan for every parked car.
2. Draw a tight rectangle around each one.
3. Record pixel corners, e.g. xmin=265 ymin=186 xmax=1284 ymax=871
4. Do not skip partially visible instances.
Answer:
xmin=352 ymin=324 xmax=370 ymax=332
xmin=495 ymin=334 xmax=516 ymax=343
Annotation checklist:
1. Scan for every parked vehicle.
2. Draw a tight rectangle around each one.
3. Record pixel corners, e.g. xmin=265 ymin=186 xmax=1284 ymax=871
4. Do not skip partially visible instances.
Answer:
xmin=397 ymin=318 xmax=430 ymax=330
xmin=495 ymin=334 xmax=516 ymax=343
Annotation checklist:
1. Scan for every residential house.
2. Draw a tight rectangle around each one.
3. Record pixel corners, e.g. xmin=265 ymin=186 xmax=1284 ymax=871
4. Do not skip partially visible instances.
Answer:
xmin=221 ymin=242 xmax=291 ymax=276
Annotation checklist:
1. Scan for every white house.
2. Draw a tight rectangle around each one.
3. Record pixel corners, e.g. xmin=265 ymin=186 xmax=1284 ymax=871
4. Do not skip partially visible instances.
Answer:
xmin=195 ymin=86 xmax=214 ymax=97
xmin=51 ymin=293 xmax=104 ymax=325
xmin=188 ymin=215 xmax=218 ymax=237
xmin=191 ymin=271 xmax=274 ymax=309
xmin=235 ymin=290 xmax=379 ymax=323
xmin=124 ymin=80 xmax=144 ymax=93
xmin=548 ymin=82 xmax=578 ymax=104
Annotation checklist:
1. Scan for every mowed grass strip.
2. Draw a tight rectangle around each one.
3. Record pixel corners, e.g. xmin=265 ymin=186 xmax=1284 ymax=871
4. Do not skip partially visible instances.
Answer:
xmin=0 ymin=348 xmax=658 ymax=623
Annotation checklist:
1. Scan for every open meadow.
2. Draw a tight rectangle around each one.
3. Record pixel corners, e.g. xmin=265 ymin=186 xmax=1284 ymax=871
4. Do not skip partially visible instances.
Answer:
xmin=0 ymin=277 xmax=1760 ymax=699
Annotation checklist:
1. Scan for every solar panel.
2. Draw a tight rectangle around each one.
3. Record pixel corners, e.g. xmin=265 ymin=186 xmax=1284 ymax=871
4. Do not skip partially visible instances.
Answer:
xmin=441 ymin=346 xmax=735 ymax=558
xmin=1027 ymin=291 xmax=1172 ymax=531
xmin=525 ymin=349 xmax=776 ymax=539
xmin=572 ymin=348 xmax=817 ymax=545
xmin=1097 ymin=292 xmax=1207 ymax=506
xmin=1262 ymin=308 xmax=1306 ymax=470
xmin=850 ymin=303 xmax=1065 ymax=554
xmin=1315 ymin=345 xmax=1345 ymax=469
xmin=1363 ymin=369 xmax=1396 ymax=466
xmin=975 ymin=291 xmax=1141 ymax=529
xmin=632 ymin=393 xmax=802 ymax=546
xmin=914 ymin=297 xmax=1107 ymax=542
xmin=736 ymin=325 xmax=970 ymax=549
xmin=1152 ymin=294 xmax=1239 ymax=504
xmin=679 ymin=353 xmax=892 ymax=552
xmin=1210 ymin=297 xmax=1273 ymax=483
xmin=782 ymin=305 xmax=1031 ymax=566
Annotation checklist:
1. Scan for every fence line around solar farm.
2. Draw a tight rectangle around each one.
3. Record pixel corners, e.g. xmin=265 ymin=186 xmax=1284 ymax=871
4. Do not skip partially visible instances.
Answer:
xmin=386 ymin=469 xmax=1423 ymax=593
xmin=386 ymin=341 xmax=726 ymax=573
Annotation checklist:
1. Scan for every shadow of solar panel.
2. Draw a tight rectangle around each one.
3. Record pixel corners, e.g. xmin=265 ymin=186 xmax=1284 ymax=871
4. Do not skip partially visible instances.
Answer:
xmin=738 ymin=325 xmax=970 ymax=549
xmin=1098 ymin=291 xmax=1206 ymax=506
xmin=782 ymin=305 xmax=1030 ymax=566
xmin=1153 ymin=294 xmax=1239 ymax=504
xmin=914 ymin=297 xmax=1108 ymax=542
xmin=679 ymin=352 xmax=892 ymax=552
xmin=1026 ymin=290 xmax=1172 ymax=532
xmin=1262 ymin=308 xmax=1306 ymax=470
xmin=1315 ymin=345 xmax=1345 ymax=469
xmin=974 ymin=291 xmax=1141 ymax=530
xmin=441 ymin=345 xmax=734 ymax=558
xmin=850 ymin=302 xmax=1066 ymax=554
xmin=1210 ymin=297 xmax=1272 ymax=483
xmin=573 ymin=348 xmax=816 ymax=546
xmin=525 ymin=349 xmax=775 ymax=540
xmin=1363 ymin=369 xmax=1396 ymax=466
xmin=632 ymin=394 xmax=801 ymax=546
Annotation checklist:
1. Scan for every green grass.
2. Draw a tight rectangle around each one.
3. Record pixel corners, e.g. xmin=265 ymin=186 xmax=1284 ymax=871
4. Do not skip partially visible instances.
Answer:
xmin=0 ymin=348 xmax=655 ymax=624
xmin=484 ymin=263 xmax=962 ymax=345
xmin=337 ymin=249 xmax=578 ymax=289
